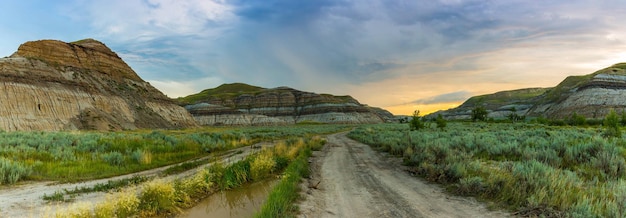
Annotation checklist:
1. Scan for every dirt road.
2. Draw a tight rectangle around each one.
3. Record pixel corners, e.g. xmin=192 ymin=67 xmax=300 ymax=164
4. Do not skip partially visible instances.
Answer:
xmin=0 ymin=142 xmax=272 ymax=217
xmin=298 ymin=133 xmax=510 ymax=218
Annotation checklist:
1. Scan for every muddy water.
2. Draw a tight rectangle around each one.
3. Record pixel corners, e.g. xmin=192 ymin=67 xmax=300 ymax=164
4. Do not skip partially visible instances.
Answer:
xmin=179 ymin=179 xmax=278 ymax=218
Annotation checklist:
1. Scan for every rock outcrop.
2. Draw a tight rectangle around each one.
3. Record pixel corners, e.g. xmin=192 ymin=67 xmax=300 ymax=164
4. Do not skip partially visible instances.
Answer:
xmin=432 ymin=63 xmax=626 ymax=120
xmin=528 ymin=63 xmax=626 ymax=119
xmin=178 ymin=83 xmax=391 ymax=125
xmin=427 ymin=88 xmax=549 ymax=120
xmin=0 ymin=39 xmax=197 ymax=131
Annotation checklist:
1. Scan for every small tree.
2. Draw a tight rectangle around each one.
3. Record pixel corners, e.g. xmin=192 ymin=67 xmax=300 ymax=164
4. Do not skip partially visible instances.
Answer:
xmin=409 ymin=110 xmax=425 ymax=131
xmin=471 ymin=106 xmax=488 ymax=122
xmin=620 ymin=110 xmax=626 ymax=126
xmin=604 ymin=109 xmax=621 ymax=138
xmin=435 ymin=114 xmax=447 ymax=130
xmin=568 ymin=112 xmax=586 ymax=126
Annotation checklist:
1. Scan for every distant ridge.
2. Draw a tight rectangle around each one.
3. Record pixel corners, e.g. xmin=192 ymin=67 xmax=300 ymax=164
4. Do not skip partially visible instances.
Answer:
xmin=178 ymin=83 xmax=394 ymax=125
xmin=431 ymin=63 xmax=626 ymax=120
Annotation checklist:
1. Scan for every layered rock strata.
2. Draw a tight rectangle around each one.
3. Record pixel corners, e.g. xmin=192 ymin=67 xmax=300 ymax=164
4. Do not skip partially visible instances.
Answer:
xmin=0 ymin=39 xmax=197 ymax=131
xmin=432 ymin=63 xmax=626 ymax=120
xmin=180 ymin=84 xmax=390 ymax=125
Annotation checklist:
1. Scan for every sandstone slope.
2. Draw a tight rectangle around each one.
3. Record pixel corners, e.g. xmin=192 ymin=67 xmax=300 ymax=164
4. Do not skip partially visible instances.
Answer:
xmin=0 ymin=39 xmax=197 ymax=131
xmin=433 ymin=63 xmax=626 ymax=120
xmin=178 ymin=83 xmax=391 ymax=125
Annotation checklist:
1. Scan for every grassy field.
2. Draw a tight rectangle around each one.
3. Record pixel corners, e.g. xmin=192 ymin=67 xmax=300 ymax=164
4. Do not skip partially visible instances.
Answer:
xmin=0 ymin=125 xmax=350 ymax=184
xmin=348 ymin=122 xmax=626 ymax=217
xmin=54 ymin=135 xmax=325 ymax=217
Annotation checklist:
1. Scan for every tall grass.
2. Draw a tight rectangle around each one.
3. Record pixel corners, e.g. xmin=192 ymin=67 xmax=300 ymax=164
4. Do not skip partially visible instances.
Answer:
xmin=0 ymin=124 xmax=349 ymax=183
xmin=256 ymin=138 xmax=322 ymax=217
xmin=348 ymin=123 xmax=626 ymax=217
xmin=52 ymin=135 xmax=325 ymax=217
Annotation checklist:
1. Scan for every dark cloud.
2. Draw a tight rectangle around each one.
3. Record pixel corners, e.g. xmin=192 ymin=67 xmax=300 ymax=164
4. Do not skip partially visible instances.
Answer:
xmin=230 ymin=0 xmax=341 ymax=24
xmin=412 ymin=91 xmax=472 ymax=104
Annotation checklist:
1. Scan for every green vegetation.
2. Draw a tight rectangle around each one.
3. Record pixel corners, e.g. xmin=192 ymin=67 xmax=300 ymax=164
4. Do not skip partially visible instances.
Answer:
xmin=43 ymin=176 xmax=152 ymax=202
xmin=471 ymin=106 xmax=488 ymax=122
xmin=0 ymin=157 xmax=32 ymax=184
xmin=409 ymin=110 xmax=425 ymax=131
xmin=0 ymin=125 xmax=348 ymax=184
xmin=435 ymin=114 xmax=447 ymax=130
xmin=176 ymin=83 xmax=264 ymax=104
xmin=348 ymin=123 xmax=626 ymax=217
xmin=463 ymin=88 xmax=549 ymax=107
xmin=255 ymin=137 xmax=323 ymax=218
xmin=54 ymin=136 xmax=325 ymax=217
xmin=604 ymin=109 xmax=622 ymax=138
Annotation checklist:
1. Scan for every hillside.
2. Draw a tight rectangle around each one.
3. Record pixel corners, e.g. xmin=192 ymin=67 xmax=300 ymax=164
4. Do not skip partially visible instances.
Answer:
xmin=429 ymin=88 xmax=549 ymax=120
xmin=178 ymin=83 xmax=393 ymax=125
xmin=433 ymin=63 xmax=626 ymax=120
xmin=0 ymin=39 xmax=197 ymax=131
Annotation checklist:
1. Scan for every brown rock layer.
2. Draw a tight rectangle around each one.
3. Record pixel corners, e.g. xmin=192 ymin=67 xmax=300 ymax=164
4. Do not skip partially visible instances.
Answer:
xmin=0 ymin=39 xmax=197 ymax=131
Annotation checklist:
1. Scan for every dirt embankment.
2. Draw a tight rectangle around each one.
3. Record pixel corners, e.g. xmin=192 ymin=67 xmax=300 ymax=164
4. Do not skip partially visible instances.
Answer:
xmin=298 ymin=133 xmax=511 ymax=218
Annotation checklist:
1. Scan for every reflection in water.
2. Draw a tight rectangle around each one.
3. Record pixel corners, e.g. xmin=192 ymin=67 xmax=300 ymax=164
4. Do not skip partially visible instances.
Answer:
xmin=179 ymin=179 xmax=278 ymax=218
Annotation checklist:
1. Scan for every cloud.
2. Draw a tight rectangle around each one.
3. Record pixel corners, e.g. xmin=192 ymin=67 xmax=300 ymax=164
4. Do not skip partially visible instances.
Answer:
xmin=412 ymin=91 xmax=473 ymax=105
xmin=5 ymin=0 xmax=626 ymax=116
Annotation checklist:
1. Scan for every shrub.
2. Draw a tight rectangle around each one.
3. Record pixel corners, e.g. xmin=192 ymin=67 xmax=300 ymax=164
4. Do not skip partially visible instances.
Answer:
xmin=471 ymin=106 xmax=488 ymax=122
xmin=131 ymin=149 xmax=152 ymax=165
xmin=456 ymin=176 xmax=485 ymax=196
xmin=102 ymin=151 xmax=125 ymax=167
xmin=409 ymin=110 xmax=425 ymax=131
xmin=0 ymin=157 xmax=32 ymax=184
xmin=435 ymin=114 xmax=447 ymax=130
xmin=591 ymin=148 xmax=626 ymax=180
xmin=604 ymin=110 xmax=621 ymax=138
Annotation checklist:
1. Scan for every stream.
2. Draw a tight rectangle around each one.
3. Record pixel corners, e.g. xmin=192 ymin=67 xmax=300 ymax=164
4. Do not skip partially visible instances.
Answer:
xmin=178 ymin=179 xmax=278 ymax=218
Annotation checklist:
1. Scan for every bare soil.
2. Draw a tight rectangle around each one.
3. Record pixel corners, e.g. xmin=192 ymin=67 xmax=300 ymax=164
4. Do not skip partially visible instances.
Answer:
xmin=298 ymin=132 xmax=511 ymax=218
xmin=0 ymin=142 xmax=273 ymax=217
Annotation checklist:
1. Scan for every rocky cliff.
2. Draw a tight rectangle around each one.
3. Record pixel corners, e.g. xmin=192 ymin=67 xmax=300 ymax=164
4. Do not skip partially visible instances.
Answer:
xmin=428 ymin=88 xmax=549 ymax=120
xmin=432 ymin=63 xmax=626 ymax=120
xmin=178 ymin=83 xmax=391 ymax=125
xmin=527 ymin=63 xmax=626 ymax=119
xmin=0 ymin=39 xmax=197 ymax=131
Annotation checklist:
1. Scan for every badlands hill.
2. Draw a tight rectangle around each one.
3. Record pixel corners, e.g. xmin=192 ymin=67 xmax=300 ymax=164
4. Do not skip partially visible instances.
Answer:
xmin=432 ymin=63 xmax=626 ymax=120
xmin=178 ymin=83 xmax=393 ymax=125
xmin=0 ymin=39 xmax=197 ymax=131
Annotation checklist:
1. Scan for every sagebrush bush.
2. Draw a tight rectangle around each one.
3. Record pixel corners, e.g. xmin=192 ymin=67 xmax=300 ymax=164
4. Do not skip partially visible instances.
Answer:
xmin=0 ymin=157 xmax=32 ymax=184
xmin=348 ymin=123 xmax=626 ymax=217
xmin=456 ymin=176 xmax=485 ymax=196
xmin=131 ymin=149 xmax=152 ymax=165
xmin=102 ymin=151 xmax=124 ymax=167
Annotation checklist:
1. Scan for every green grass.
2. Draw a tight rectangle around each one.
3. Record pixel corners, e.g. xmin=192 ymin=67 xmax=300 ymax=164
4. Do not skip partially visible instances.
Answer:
xmin=255 ymin=139 xmax=321 ymax=218
xmin=42 ymin=175 xmax=152 ymax=203
xmin=349 ymin=123 xmax=626 ymax=217
xmin=0 ymin=125 xmax=348 ymax=184
xmin=161 ymin=158 xmax=211 ymax=176
xmin=54 ymin=135 xmax=325 ymax=217
xmin=176 ymin=83 xmax=264 ymax=105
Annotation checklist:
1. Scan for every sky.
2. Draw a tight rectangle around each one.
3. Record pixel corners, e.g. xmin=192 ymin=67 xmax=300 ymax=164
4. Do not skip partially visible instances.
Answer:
xmin=2 ymin=0 xmax=626 ymax=115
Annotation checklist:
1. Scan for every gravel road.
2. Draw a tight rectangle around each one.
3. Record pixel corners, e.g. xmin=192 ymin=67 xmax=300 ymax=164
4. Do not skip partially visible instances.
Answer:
xmin=298 ymin=132 xmax=510 ymax=218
